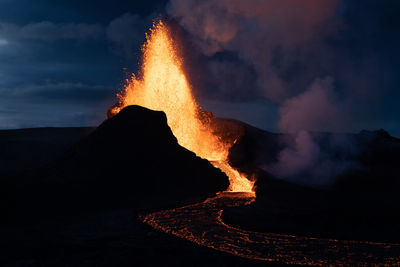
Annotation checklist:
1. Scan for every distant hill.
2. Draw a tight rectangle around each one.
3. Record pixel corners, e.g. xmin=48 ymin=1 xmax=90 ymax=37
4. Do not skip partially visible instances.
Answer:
xmin=229 ymin=124 xmax=400 ymax=192
xmin=225 ymin=125 xmax=400 ymax=243
xmin=0 ymin=127 xmax=94 ymax=175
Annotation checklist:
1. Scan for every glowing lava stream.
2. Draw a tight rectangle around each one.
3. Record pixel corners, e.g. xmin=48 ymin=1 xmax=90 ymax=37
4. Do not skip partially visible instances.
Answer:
xmin=140 ymin=192 xmax=400 ymax=266
xmin=111 ymin=20 xmax=254 ymax=193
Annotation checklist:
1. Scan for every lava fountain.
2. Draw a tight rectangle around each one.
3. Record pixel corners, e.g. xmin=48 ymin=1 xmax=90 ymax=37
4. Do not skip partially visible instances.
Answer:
xmin=109 ymin=20 xmax=254 ymax=193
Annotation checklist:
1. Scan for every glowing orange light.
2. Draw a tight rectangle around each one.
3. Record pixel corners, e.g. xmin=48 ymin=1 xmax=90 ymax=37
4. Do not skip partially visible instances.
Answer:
xmin=111 ymin=20 xmax=254 ymax=193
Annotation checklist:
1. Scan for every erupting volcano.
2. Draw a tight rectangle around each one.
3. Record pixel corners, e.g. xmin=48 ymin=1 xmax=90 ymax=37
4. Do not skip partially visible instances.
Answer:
xmin=109 ymin=20 xmax=254 ymax=193
xmin=3 ymin=8 xmax=400 ymax=266
xmin=88 ymin=18 xmax=400 ymax=265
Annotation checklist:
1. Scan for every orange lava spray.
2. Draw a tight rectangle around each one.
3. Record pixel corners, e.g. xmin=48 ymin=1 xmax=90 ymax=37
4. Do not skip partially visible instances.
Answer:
xmin=111 ymin=20 xmax=254 ymax=193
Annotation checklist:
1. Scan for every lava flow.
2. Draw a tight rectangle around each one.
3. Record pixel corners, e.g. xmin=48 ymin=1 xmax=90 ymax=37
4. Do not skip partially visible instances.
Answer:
xmin=140 ymin=192 xmax=400 ymax=265
xmin=109 ymin=20 xmax=254 ymax=193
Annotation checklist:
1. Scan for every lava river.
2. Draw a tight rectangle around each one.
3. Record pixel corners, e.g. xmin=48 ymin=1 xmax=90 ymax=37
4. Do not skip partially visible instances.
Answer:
xmin=140 ymin=192 xmax=400 ymax=266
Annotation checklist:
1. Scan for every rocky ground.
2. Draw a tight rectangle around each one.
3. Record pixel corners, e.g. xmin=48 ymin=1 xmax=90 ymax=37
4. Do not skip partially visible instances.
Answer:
xmin=1 ymin=105 xmax=399 ymax=266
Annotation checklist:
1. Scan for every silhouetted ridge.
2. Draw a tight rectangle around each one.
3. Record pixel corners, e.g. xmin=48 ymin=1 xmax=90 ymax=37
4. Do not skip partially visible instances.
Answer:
xmin=11 ymin=105 xmax=229 ymax=221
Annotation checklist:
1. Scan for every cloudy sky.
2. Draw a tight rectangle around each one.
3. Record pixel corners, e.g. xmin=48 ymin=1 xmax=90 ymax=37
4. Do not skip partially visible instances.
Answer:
xmin=0 ymin=0 xmax=164 ymax=129
xmin=0 ymin=0 xmax=399 ymax=137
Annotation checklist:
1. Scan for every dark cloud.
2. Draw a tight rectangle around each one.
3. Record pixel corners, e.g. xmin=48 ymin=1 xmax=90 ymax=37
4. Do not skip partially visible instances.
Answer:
xmin=167 ymin=0 xmax=400 ymax=136
xmin=0 ymin=0 xmax=166 ymax=129
xmin=22 ymin=82 xmax=111 ymax=103
xmin=0 ymin=81 xmax=115 ymax=129
xmin=166 ymin=0 xmax=400 ymax=186
xmin=0 ymin=22 xmax=104 ymax=42
xmin=106 ymin=13 xmax=150 ymax=58
xmin=0 ymin=0 xmax=167 ymax=24
xmin=202 ymin=54 xmax=259 ymax=102
xmin=167 ymin=0 xmax=341 ymax=102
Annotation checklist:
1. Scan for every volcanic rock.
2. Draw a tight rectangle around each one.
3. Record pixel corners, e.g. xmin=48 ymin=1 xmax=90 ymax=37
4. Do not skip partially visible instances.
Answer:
xmin=10 ymin=105 xmax=229 ymax=221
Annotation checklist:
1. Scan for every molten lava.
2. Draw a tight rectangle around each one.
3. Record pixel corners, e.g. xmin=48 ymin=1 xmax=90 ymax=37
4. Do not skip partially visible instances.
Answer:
xmin=111 ymin=20 xmax=254 ymax=193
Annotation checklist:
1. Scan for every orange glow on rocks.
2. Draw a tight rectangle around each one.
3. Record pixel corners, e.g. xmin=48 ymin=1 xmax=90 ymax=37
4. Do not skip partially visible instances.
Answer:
xmin=110 ymin=20 xmax=254 ymax=193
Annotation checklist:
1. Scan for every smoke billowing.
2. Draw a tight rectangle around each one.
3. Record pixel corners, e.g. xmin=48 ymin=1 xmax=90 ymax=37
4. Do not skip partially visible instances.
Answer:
xmin=167 ymin=0 xmax=400 ymax=134
xmin=166 ymin=0 xmax=397 ymax=186
xmin=278 ymin=77 xmax=347 ymax=133
xmin=261 ymin=131 xmax=360 ymax=186
xmin=167 ymin=0 xmax=341 ymax=104
xmin=271 ymin=77 xmax=354 ymax=186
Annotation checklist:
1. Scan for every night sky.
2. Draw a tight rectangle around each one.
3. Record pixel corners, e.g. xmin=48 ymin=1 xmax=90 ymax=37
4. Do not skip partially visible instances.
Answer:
xmin=0 ymin=0 xmax=399 ymax=137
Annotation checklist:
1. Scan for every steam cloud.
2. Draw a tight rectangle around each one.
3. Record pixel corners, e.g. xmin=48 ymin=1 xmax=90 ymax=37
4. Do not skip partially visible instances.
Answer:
xmin=271 ymin=77 xmax=354 ymax=186
xmin=167 ymin=0 xmax=341 ymax=103
xmin=278 ymin=77 xmax=347 ymax=133
xmin=166 ymin=0 xmax=366 ymax=186
xmin=262 ymin=131 xmax=360 ymax=186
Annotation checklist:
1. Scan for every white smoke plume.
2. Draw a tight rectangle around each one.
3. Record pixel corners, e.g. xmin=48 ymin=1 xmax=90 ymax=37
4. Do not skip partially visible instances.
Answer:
xmin=262 ymin=130 xmax=359 ymax=186
xmin=278 ymin=77 xmax=347 ymax=133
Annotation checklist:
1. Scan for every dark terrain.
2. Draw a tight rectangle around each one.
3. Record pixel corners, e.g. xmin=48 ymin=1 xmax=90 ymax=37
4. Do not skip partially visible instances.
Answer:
xmin=225 ymin=123 xmax=400 ymax=244
xmin=0 ymin=127 xmax=94 ymax=175
xmin=1 ymin=105 xmax=400 ymax=266
xmin=2 ymin=106 xmax=259 ymax=266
